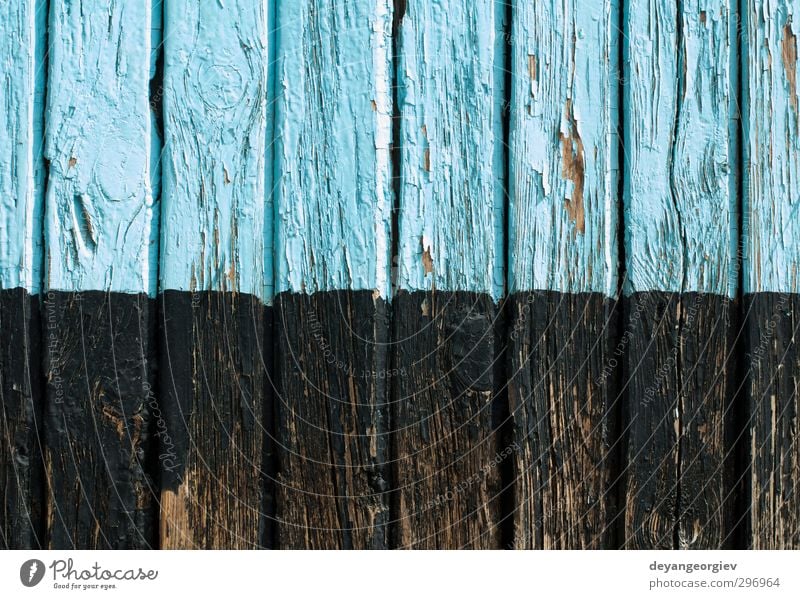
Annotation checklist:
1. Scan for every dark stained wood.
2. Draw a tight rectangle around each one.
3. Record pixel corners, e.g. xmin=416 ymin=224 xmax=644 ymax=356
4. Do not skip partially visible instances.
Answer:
xmin=392 ymin=291 xmax=505 ymax=549
xmin=275 ymin=291 xmax=390 ymax=549
xmin=745 ymin=293 xmax=800 ymax=549
xmin=44 ymin=291 xmax=156 ymax=549
xmin=159 ymin=291 xmax=268 ymax=549
xmin=508 ymin=291 xmax=618 ymax=549
xmin=622 ymin=293 xmax=735 ymax=549
xmin=0 ymin=289 xmax=44 ymax=549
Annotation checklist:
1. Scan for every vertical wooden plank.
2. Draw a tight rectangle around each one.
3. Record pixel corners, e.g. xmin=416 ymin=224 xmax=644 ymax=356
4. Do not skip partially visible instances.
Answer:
xmin=622 ymin=0 xmax=737 ymax=548
xmin=159 ymin=0 xmax=270 ymax=549
xmin=743 ymin=1 xmax=800 ymax=549
xmin=43 ymin=0 xmax=159 ymax=548
xmin=507 ymin=0 xmax=620 ymax=548
xmin=392 ymin=0 xmax=506 ymax=549
xmin=273 ymin=0 xmax=393 ymax=549
xmin=0 ymin=0 xmax=47 ymax=549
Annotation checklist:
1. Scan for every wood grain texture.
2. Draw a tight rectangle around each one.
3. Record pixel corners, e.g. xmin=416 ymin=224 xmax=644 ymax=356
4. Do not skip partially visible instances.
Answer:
xmin=159 ymin=292 xmax=267 ymax=549
xmin=0 ymin=0 xmax=47 ymax=549
xmin=273 ymin=0 xmax=393 ymax=549
xmin=43 ymin=0 xmax=159 ymax=549
xmin=1 ymin=0 xmax=46 ymax=294
xmin=622 ymin=293 xmax=735 ymax=549
xmin=392 ymin=292 xmax=504 ymax=549
xmin=395 ymin=0 xmax=505 ymax=299
xmin=0 ymin=291 xmax=43 ymax=549
xmin=742 ymin=1 xmax=800 ymax=548
xmin=273 ymin=0 xmax=392 ymax=296
xmin=622 ymin=0 xmax=737 ymax=548
xmin=159 ymin=0 xmax=270 ymax=548
xmin=508 ymin=293 xmax=618 ymax=549
xmin=275 ymin=291 xmax=389 ymax=549
xmin=623 ymin=0 xmax=737 ymax=297
xmin=392 ymin=0 xmax=506 ymax=548
xmin=507 ymin=1 xmax=620 ymax=549
xmin=744 ymin=293 xmax=799 ymax=548
xmin=44 ymin=292 xmax=156 ymax=549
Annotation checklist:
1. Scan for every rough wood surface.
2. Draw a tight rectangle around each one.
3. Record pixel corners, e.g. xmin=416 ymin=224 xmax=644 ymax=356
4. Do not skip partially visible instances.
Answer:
xmin=44 ymin=291 xmax=156 ymax=549
xmin=507 ymin=0 xmax=620 ymax=549
xmin=392 ymin=0 xmax=506 ymax=548
xmin=275 ymin=291 xmax=389 ymax=549
xmin=159 ymin=292 xmax=267 ymax=549
xmin=742 ymin=1 xmax=800 ymax=548
xmin=392 ymin=291 xmax=505 ymax=549
xmin=0 ymin=0 xmax=47 ymax=549
xmin=0 ymin=291 xmax=43 ymax=549
xmin=622 ymin=293 xmax=735 ymax=549
xmin=159 ymin=0 xmax=270 ymax=549
xmin=622 ymin=0 xmax=737 ymax=549
xmin=43 ymin=0 xmax=159 ymax=549
xmin=508 ymin=293 xmax=618 ymax=549
xmin=744 ymin=294 xmax=799 ymax=548
xmin=273 ymin=0 xmax=393 ymax=549
xmin=508 ymin=0 xmax=619 ymax=295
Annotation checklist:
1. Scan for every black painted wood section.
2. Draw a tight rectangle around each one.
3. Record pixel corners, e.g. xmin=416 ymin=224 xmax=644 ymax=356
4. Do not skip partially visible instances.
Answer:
xmin=44 ymin=291 xmax=156 ymax=549
xmin=274 ymin=290 xmax=390 ymax=549
xmin=622 ymin=292 xmax=736 ymax=549
xmin=159 ymin=290 xmax=268 ymax=549
xmin=507 ymin=291 xmax=618 ymax=549
xmin=0 ymin=289 xmax=44 ymax=549
xmin=391 ymin=291 xmax=504 ymax=549
xmin=745 ymin=292 xmax=800 ymax=548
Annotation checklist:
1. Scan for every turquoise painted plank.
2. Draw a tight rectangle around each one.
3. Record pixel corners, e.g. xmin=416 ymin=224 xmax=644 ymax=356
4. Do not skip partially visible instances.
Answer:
xmin=396 ymin=0 xmax=504 ymax=299
xmin=0 ymin=0 xmax=47 ymax=293
xmin=44 ymin=0 xmax=158 ymax=295
xmin=506 ymin=0 xmax=620 ymax=549
xmin=622 ymin=0 xmax=738 ymax=549
xmin=274 ymin=0 xmax=393 ymax=297
xmin=160 ymin=0 xmax=269 ymax=301
xmin=623 ymin=0 xmax=737 ymax=297
xmin=508 ymin=0 xmax=619 ymax=296
xmin=742 ymin=0 xmax=800 ymax=550
xmin=743 ymin=1 xmax=800 ymax=294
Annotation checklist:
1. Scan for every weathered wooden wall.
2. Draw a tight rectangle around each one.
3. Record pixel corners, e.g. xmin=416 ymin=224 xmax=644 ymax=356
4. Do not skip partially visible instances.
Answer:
xmin=1 ymin=0 xmax=798 ymax=550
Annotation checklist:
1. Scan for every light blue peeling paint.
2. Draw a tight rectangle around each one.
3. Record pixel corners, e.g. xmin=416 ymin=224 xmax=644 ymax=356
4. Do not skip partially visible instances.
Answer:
xmin=742 ymin=1 xmax=800 ymax=294
xmin=44 ymin=0 xmax=158 ymax=296
xmin=0 ymin=0 xmax=47 ymax=294
xmin=396 ymin=0 xmax=505 ymax=301
xmin=508 ymin=0 xmax=620 ymax=297
xmin=160 ymin=0 xmax=269 ymax=302
xmin=274 ymin=0 xmax=393 ymax=297
xmin=623 ymin=0 xmax=737 ymax=297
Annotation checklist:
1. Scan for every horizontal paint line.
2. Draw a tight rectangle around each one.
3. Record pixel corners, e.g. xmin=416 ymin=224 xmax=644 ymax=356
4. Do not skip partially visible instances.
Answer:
xmin=11 ymin=285 xmax=800 ymax=303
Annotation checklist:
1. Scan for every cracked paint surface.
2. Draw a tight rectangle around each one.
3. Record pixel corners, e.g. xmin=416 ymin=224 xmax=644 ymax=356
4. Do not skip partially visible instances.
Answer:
xmin=0 ymin=0 xmax=47 ymax=294
xmin=44 ymin=0 xmax=158 ymax=296
xmin=509 ymin=0 xmax=620 ymax=296
xmin=743 ymin=1 xmax=800 ymax=294
xmin=623 ymin=0 xmax=737 ymax=297
xmin=160 ymin=0 xmax=269 ymax=301
xmin=274 ymin=0 xmax=393 ymax=297
xmin=396 ymin=0 xmax=505 ymax=300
